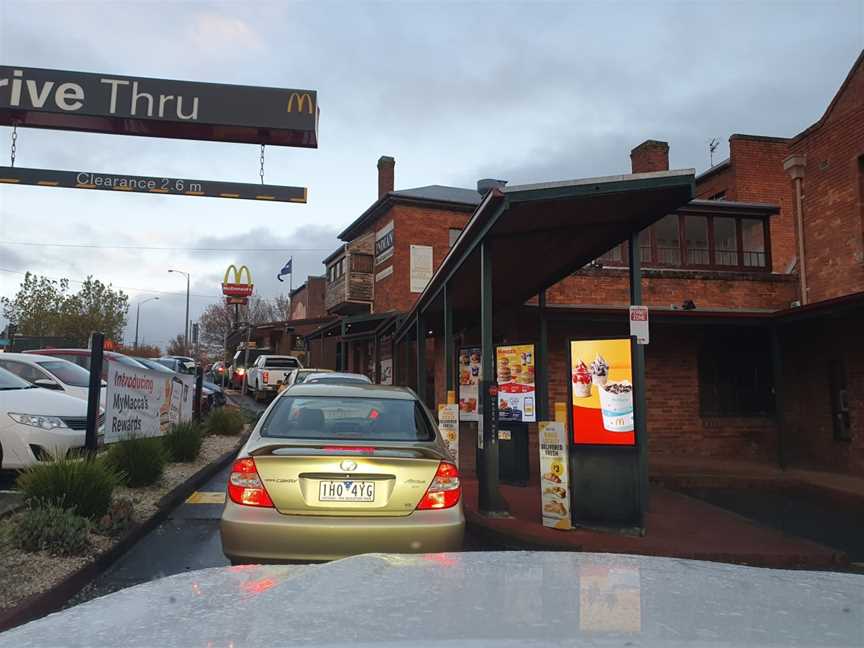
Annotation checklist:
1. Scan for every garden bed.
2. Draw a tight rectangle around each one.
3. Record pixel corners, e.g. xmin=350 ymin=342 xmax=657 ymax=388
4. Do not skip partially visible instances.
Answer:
xmin=0 ymin=433 xmax=242 ymax=618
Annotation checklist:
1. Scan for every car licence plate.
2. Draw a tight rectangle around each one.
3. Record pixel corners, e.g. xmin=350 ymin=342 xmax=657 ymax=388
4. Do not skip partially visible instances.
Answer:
xmin=318 ymin=480 xmax=375 ymax=502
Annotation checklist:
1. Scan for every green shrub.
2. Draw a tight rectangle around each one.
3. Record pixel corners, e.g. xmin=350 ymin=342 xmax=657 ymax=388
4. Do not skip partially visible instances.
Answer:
xmin=163 ymin=421 xmax=204 ymax=462
xmin=105 ymin=435 xmax=166 ymax=487
xmin=96 ymin=498 xmax=135 ymax=537
xmin=205 ymin=407 xmax=245 ymax=436
xmin=16 ymin=455 xmax=121 ymax=519
xmin=12 ymin=504 xmax=91 ymax=556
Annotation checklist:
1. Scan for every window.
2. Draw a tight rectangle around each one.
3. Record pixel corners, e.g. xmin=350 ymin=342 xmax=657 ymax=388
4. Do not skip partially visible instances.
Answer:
xmin=36 ymin=360 xmax=91 ymax=387
xmin=685 ymin=215 xmax=709 ymax=265
xmin=448 ymin=228 xmax=462 ymax=248
xmin=261 ymin=396 xmax=434 ymax=441
xmin=654 ymin=215 xmax=681 ymax=265
xmin=699 ymin=337 xmax=774 ymax=416
xmin=714 ymin=217 xmax=738 ymax=266
xmin=741 ymin=219 xmax=766 ymax=267
xmin=597 ymin=243 xmax=625 ymax=266
xmin=0 ymin=360 xmax=45 ymax=384
xmin=639 ymin=229 xmax=652 ymax=263
xmin=708 ymin=190 xmax=727 ymax=201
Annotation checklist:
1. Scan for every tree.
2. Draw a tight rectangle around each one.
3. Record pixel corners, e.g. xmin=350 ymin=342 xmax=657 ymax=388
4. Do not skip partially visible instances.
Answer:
xmin=198 ymin=297 xmax=280 ymax=354
xmin=166 ymin=334 xmax=186 ymax=356
xmin=272 ymin=294 xmax=292 ymax=321
xmin=116 ymin=343 xmax=161 ymax=358
xmin=1 ymin=273 xmax=128 ymax=345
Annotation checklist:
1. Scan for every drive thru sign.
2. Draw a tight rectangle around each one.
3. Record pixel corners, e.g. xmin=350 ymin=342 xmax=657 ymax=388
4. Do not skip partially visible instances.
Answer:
xmin=629 ymin=306 xmax=649 ymax=345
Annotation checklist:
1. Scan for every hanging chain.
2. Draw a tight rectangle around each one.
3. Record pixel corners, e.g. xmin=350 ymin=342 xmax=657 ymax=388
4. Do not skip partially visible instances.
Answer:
xmin=259 ymin=144 xmax=265 ymax=185
xmin=10 ymin=124 xmax=18 ymax=168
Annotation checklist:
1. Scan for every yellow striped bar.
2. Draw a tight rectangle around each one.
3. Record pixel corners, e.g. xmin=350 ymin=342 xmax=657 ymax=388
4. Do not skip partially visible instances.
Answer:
xmin=186 ymin=491 xmax=226 ymax=505
xmin=0 ymin=166 xmax=307 ymax=203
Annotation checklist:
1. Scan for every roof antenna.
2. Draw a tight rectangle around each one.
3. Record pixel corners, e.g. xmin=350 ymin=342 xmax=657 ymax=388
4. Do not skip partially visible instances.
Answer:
xmin=708 ymin=138 xmax=720 ymax=167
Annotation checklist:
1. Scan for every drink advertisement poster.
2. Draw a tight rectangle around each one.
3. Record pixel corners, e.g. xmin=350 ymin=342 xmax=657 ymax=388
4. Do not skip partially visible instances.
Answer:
xmin=437 ymin=403 xmax=460 ymax=466
xmin=105 ymin=361 xmax=194 ymax=443
xmin=539 ymin=421 xmax=571 ymax=529
xmin=570 ymin=338 xmax=635 ymax=445
xmin=496 ymin=344 xmax=536 ymax=422
xmin=457 ymin=346 xmax=481 ymax=421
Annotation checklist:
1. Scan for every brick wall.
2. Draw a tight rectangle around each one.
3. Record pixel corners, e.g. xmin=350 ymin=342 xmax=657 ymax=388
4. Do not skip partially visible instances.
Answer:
xmin=695 ymin=164 xmax=734 ymax=201
xmin=547 ymin=267 xmax=798 ymax=310
xmin=727 ymin=135 xmax=797 ymax=274
xmin=780 ymin=311 xmax=864 ymax=474
xmin=371 ymin=204 xmax=472 ymax=313
xmin=788 ymin=63 xmax=864 ymax=302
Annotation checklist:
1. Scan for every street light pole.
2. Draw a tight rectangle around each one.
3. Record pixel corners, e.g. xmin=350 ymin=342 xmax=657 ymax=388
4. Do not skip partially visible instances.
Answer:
xmin=134 ymin=296 xmax=160 ymax=350
xmin=168 ymin=269 xmax=191 ymax=356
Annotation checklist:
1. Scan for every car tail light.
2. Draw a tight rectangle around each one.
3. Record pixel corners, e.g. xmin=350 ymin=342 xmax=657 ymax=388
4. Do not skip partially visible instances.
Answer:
xmin=417 ymin=461 xmax=461 ymax=510
xmin=227 ymin=458 xmax=273 ymax=507
xmin=263 ymin=371 xmax=270 ymax=383
xmin=236 ymin=367 xmax=245 ymax=376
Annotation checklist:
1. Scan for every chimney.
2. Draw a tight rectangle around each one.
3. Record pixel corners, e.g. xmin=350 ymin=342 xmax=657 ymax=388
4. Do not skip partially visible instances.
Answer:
xmin=377 ymin=156 xmax=395 ymax=198
xmin=476 ymin=178 xmax=507 ymax=195
xmin=630 ymin=140 xmax=669 ymax=173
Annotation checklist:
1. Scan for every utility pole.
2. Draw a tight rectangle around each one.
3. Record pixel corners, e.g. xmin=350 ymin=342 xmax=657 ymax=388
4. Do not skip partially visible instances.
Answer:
xmin=169 ymin=269 xmax=191 ymax=355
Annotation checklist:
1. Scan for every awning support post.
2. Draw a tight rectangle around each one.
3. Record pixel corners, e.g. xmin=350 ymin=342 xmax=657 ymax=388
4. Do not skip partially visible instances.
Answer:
xmin=416 ymin=312 xmax=426 ymax=403
xmin=444 ymin=282 xmax=454 ymax=397
xmin=537 ymin=289 xmax=549 ymax=421
xmin=628 ymin=231 xmax=648 ymax=526
xmin=479 ymin=240 xmax=508 ymax=515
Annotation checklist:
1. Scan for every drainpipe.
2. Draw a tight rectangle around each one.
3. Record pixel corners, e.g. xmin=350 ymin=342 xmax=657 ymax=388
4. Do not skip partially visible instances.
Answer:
xmin=783 ymin=154 xmax=807 ymax=305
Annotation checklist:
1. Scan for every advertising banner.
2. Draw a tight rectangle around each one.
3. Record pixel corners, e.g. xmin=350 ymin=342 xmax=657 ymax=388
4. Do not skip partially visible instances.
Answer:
xmin=379 ymin=358 xmax=393 ymax=385
xmin=105 ymin=361 xmax=194 ymax=443
xmin=375 ymin=221 xmax=395 ymax=265
xmin=539 ymin=421 xmax=571 ymax=529
xmin=457 ymin=347 xmax=481 ymax=421
xmin=437 ymin=404 xmax=460 ymax=466
xmin=409 ymin=245 xmax=433 ymax=293
xmin=570 ymin=338 xmax=635 ymax=445
xmin=496 ymin=344 xmax=536 ymax=422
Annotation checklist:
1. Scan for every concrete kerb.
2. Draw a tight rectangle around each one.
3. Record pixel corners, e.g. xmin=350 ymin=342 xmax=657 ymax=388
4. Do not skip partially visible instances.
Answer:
xmin=0 ymin=433 xmax=247 ymax=633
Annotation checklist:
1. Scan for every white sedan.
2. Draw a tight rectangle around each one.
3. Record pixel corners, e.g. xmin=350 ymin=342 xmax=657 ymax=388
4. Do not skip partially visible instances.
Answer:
xmin=0 ymin=352 xmax=106 ymax=405
xmin=0 ymin=366 xmax=101 ymax=469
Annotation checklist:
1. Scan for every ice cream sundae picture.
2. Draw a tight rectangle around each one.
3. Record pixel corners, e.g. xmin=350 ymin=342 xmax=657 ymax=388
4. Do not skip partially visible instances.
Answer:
xmin=589 ymin=354 xmax=609 ymax=387
xmin=572 ymin=358 xmax=592 ymax=398
xmin=599 ymin=380 xmax=634 ymax=432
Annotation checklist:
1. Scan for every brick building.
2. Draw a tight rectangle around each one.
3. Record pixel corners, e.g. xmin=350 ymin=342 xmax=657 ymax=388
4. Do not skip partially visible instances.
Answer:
xmin=304 ymin=50 xmax=864 ymax=485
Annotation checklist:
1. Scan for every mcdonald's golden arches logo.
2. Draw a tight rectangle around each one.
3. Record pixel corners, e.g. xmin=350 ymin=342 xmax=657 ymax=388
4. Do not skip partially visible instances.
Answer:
xmin=222 ymin=264 xmax=254 ymax=298
xmin=286 ymin=92 xmax=314 ymax=115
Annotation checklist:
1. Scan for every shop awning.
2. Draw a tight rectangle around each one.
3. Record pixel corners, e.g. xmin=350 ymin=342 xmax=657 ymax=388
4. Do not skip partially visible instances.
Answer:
xmin=396 ymin=168 xmax=695 ymax=337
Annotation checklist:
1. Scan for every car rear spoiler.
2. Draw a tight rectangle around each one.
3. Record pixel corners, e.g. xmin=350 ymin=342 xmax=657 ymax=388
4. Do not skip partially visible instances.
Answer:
xmin=248 ymin=443 xmax=443 ymax=460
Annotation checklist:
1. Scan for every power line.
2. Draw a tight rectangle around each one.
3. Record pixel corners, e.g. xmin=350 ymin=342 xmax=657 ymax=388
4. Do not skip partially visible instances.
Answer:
xmin=0 ymin=241 xmax=332 ymax=253
xmin=0 ymin=267 xmax=221 ymax=300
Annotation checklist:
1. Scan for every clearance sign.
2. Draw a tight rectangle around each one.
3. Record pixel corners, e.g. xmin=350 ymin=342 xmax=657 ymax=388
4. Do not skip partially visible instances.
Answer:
xmin=0 ymin=66 xmax=319 ymax=148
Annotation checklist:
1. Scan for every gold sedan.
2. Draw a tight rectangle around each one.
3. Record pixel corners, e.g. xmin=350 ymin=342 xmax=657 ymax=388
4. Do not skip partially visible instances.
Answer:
xmin=220 ymin=383 xmax=464 ymax=563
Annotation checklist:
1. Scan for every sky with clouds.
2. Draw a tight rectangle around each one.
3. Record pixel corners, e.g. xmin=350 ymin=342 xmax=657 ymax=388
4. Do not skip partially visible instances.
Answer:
xmin=0 ymin=0 xmax=862 ymax=349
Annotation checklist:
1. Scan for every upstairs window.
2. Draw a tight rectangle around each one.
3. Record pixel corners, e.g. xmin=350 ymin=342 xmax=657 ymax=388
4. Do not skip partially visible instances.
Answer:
xmin=448 ymin=228 xmax=463 ymax=248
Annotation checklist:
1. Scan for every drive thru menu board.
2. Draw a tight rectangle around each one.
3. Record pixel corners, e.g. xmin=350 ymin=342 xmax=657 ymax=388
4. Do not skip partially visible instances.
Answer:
xmin=457 ymin=347 xmax=481 ymax=421
xmin=496 ymin=344 xmax=536 ymax=422
xmin=539 ymin=421 xmax=571 ymax=529
xmin=570 ymin=338 xmax=635 ymax=445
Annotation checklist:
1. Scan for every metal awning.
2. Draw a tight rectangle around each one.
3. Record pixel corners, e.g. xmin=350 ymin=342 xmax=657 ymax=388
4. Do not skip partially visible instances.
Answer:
xmin=395 ymin=168 xmax=695 ymax=340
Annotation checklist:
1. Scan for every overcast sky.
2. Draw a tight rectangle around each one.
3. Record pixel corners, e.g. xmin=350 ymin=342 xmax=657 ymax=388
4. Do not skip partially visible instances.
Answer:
xmin=0 ymin=0 xmax=861 ymax=348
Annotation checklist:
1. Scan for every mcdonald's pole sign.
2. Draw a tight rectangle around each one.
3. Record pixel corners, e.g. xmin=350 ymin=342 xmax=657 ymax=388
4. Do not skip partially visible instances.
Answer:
xmin=223 ymin=265 xmax=253 ymax=306
xmin=0 ymin=66 xmax=318 ymax=148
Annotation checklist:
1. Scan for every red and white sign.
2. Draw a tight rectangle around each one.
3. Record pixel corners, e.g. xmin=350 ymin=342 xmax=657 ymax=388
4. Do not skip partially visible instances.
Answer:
xmin=629 ymin=305 xmax=649 ymax=345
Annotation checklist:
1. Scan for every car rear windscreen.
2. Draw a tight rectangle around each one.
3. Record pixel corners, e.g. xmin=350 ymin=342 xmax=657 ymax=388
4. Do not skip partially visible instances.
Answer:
xmin=264 ymin=358 xmax=300 ymax=368
xmin=261 ymin=396 xmax=434 ymax=442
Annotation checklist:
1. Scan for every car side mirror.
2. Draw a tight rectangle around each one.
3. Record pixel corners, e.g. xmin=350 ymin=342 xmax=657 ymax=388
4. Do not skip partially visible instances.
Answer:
xmin=34 ymin=378 xmax=62 ymax=390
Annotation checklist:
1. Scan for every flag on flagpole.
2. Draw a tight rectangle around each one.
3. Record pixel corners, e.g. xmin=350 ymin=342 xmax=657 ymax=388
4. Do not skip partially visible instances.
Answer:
xmin=277 ymin=258 xmax=293 ymax=282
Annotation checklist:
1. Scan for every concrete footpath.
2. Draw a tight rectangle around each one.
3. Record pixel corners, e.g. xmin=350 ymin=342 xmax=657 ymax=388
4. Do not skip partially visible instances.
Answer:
xmin=463 ymin=480 xmax=847 ymax=569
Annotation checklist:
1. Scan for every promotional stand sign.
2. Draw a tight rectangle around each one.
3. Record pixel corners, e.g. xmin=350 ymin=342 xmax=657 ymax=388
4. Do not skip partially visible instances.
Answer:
xmin=495 ymin=344 xmax=536 ymax=422
xmin=539 ymin=421 xmax=571 ymax=529
xmin=105 ymin=361 xmax=193 ymax=443
xmin=457 ymin=346 xmax=481 ymax=421
xmin=569 ymin=338 xmax=635 ymax=445
xmin=437 ymin=403 xmax=460 ymax=466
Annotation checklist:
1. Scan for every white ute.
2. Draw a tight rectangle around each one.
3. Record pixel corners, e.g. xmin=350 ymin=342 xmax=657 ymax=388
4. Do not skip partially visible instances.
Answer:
xmin=246 ymin=354 xmax=302 ymax=400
